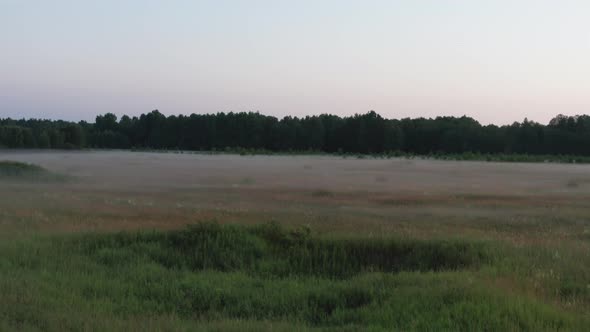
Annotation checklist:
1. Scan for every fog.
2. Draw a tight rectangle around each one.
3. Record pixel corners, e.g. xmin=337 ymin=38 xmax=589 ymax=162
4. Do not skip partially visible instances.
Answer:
xmin=2 ymin=150 xmax=589 ymax=195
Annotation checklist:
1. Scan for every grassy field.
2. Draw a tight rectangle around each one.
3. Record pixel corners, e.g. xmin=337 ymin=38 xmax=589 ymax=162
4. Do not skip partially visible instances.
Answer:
xmin=1 ymin=151 xmax=590 ymax=330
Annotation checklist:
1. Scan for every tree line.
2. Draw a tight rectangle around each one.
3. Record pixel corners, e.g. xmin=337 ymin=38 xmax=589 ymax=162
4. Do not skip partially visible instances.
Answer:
xmin=2 ymin=110 xmax=590 ymax=156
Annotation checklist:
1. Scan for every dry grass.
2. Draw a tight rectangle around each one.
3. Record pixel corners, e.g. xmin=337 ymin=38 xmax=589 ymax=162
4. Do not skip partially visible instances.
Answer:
xmin=0 ymin=151 xmax=589 ymax=244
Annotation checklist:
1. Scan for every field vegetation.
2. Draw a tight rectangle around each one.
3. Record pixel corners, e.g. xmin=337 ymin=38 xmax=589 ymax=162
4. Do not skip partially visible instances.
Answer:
xmin=0 ymin=152 xmax=589 ymax=330
xmin=3 ymin=222 xmax=589 ymax=331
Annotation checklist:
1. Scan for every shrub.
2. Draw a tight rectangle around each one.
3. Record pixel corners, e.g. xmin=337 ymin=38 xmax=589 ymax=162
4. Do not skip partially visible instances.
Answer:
xmin=0 ymin=161 xmax=67 ymax=182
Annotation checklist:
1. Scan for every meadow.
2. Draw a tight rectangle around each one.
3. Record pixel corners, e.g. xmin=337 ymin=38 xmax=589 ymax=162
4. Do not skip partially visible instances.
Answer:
xmin=1 ymin=151 xmax=590 ymax=331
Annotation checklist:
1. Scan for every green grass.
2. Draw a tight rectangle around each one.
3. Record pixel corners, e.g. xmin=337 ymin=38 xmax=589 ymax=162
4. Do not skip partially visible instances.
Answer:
xmin=0 ymin=161 xmax=67 ymax=182
xmin=1 ymin=222 xmax=588 ymax=331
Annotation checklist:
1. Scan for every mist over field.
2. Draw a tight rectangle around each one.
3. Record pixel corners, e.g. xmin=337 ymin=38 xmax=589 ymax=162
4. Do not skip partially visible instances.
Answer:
xmin=3 ymin=150 xmax=590 ymax=194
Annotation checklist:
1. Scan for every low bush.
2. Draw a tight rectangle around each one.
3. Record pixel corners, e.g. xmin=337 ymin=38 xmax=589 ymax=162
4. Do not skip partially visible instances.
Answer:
xmin=0 ymin=161 xmax=67 ymax=182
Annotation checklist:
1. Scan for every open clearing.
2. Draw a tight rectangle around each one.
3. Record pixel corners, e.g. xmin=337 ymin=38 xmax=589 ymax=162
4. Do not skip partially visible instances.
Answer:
xmin=1 ymin=151 xmax=590 ymax=330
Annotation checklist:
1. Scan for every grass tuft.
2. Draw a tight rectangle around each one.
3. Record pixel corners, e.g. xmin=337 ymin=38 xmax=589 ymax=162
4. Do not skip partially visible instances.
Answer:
xmin=0 ymin=161 xmax=68 ymax=182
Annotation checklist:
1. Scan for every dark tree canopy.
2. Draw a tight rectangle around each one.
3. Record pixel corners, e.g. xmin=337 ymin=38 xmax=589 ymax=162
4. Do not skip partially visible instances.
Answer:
xmin=2 ymin=111 xmax=590 ymax=156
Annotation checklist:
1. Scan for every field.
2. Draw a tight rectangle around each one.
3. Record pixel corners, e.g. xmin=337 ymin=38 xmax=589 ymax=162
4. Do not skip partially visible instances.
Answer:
xmin=1 ymin=150 xmax=590 ymax=331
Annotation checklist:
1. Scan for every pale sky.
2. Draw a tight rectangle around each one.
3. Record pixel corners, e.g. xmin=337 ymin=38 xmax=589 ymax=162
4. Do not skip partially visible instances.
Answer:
xmin=1 ymin=1 xmax=589 ymax=124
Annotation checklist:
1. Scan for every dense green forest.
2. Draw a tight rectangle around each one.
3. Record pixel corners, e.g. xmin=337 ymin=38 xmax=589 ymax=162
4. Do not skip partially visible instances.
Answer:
xmin=2 ymin=111 xmax=590 ymax=155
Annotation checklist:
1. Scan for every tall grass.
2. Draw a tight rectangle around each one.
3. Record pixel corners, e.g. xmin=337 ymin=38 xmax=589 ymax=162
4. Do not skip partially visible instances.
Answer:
xmin=79 ymin=222 xmax=490 ymax=278
xmin=1 ymin=222 xmax=588 ymax=331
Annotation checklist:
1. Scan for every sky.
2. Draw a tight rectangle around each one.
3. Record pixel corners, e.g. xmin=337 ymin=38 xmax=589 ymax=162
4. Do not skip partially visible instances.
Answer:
xmin=1 ymin=1 xmax=589 ymax=125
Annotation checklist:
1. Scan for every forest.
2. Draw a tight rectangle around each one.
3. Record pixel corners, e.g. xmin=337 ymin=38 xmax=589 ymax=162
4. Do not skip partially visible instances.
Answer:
xmin=2 ymin=110 xmax=590 ymax=155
